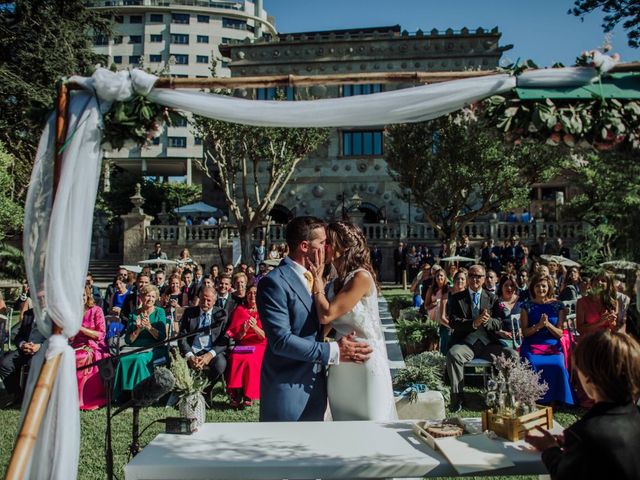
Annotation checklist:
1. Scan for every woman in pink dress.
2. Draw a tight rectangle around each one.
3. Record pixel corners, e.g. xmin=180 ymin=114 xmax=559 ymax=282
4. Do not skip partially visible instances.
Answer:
xmin=225 ymin=285 xmax=266 ymax=407
xmin=576 ymin=271 xmax=618 ymax=338
xmin=72 ymin=286 xmax=108 ymax=410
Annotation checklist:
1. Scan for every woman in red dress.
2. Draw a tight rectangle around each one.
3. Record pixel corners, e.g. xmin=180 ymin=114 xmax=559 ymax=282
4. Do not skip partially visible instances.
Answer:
xmin=225 ymin=285 xmax=266 ymax=407
xmin=72 ymin=286 xmax=107 ymax=410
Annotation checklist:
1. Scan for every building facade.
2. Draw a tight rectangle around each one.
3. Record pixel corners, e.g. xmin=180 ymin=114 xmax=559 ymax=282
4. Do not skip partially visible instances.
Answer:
xmin=88 ymin=0 xmax=276 ymax=180
xmin=216 ymin=25 xmax=511 ymax=224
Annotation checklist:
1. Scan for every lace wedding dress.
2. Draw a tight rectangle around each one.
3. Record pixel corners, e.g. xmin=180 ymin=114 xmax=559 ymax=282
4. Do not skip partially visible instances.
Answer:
xmin=327 ymin=269 xmax=398 ymax=421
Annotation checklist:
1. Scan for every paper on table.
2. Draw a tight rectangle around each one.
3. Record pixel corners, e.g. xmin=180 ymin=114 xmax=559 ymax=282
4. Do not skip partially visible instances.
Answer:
xmin=434 ymin=433 xmax=515 ymax=475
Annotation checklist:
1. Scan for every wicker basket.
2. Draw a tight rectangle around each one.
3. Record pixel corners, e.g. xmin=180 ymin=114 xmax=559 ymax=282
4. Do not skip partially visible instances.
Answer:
xmin=481 ymin=405 xmax=553 ymax=441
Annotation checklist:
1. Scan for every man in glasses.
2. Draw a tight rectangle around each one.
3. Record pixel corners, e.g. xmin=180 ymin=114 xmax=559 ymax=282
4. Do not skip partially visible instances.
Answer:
xmin=446 ymin=264 xmax=517 ymax=412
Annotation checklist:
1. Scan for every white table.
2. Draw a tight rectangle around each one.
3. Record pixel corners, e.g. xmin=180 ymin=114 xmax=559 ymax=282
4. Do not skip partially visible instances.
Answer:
xmin=124 ymin=420 xmax=559 ymax=479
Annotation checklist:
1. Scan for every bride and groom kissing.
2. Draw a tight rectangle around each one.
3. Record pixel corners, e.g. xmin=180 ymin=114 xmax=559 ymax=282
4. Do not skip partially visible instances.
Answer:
xmin=256 ymin=216 xmax=397 ymax=422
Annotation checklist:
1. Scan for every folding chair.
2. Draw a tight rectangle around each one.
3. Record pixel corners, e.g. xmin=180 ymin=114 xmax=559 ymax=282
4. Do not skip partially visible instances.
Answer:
xmin=510 ymin=313 xmax=522 ymax=350
xmin=464 ymin=358 xmax=492 ymax=389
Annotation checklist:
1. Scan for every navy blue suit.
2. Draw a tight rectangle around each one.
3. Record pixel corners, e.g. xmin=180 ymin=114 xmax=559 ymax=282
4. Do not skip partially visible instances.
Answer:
xmin=256 ymin=256 xmax=330 ymax=421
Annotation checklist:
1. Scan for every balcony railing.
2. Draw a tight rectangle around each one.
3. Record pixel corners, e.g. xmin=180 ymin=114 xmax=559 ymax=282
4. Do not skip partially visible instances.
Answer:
xmin=145 ymin=219 xmax=585 ymax=246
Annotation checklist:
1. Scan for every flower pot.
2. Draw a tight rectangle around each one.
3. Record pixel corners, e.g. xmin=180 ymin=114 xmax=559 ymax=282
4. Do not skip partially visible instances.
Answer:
xmin=179 ymin=393 xmax=206 ymax=428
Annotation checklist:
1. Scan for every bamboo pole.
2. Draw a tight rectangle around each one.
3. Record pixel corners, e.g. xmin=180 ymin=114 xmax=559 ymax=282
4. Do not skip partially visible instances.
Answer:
xmin=5 ymin=83 xmax=68 ymax=480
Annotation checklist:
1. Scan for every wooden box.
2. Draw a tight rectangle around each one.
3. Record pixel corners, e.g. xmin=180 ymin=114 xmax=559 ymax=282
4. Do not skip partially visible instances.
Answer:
xmin=481 ymin=406 xmax=553 ymax=442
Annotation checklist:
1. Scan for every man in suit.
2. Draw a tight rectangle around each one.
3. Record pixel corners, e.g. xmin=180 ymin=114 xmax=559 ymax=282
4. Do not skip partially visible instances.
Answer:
xmin=0 ymin=308 xmax=44 ymax=402
xmin=216 ymin=273 xmax=237 ymax=324
xmin=393 ymin=241 xmax=407 ymax=285
xmin=256 ymin=216 xmax=372 ymax=422
xmin=148 ymin=242 xmax=168 ymax=261
xmin=446 ymin=264 xmax=517 ymax=412
xmin=370 ymin=245 xmax=383 ymax=280
xmin=252 ymin=239 xmax=266 ymax=269
xmin=457 ymin=235 xmax=476 ymax=259
xmin=178 ymin=286 xmax=229 ymax=385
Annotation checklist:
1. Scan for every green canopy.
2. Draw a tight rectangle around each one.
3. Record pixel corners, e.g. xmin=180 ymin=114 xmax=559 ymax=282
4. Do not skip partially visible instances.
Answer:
xmin=516 ymin=73 xmax=640 ymax=100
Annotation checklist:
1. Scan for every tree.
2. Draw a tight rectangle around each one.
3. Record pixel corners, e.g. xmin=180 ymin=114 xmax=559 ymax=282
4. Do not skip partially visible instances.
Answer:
xmin=569 ymin=0 xmax=640 ymax=48
xmin=0 ymin=0 xmax=110 ymax=204
xmin=0 ymin=141 xmax=24 ymax=241
xmin=192 ymin=113 xmax=328 ymax=263
xmin=386 ymin=110 xmax=563 ymax=256
xmin=563 ymin=151 xmax=640 ymax=270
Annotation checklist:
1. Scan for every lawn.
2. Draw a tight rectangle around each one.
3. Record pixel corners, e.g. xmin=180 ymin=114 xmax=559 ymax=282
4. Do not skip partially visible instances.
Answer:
xmin=0 ymin=290 xmax=582 ymax=479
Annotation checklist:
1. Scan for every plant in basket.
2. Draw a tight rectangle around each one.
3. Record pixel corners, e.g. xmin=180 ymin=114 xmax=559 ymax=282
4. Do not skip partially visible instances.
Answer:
xmin=393 ymin=350 xmax=450 ymax=403
xmin=482 ymin=353 xmax=552 ymax=441
xmin=395 ymin=308 xmax=439 ymax=355
xmin=169 ymin=349 xmax=210 ymax=427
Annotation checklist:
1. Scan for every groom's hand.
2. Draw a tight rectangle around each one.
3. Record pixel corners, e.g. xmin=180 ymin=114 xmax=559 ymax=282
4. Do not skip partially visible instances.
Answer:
xmin=338 ymin=334 xmax=373 ymax=364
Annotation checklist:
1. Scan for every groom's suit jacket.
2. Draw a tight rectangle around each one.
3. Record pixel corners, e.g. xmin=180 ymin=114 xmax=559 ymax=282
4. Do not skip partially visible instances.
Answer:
xmin=256 ymin=256 xmax=330 ymax=421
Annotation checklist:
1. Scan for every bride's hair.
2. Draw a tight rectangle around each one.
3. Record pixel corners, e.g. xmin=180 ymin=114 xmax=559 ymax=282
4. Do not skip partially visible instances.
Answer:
xmin=327 ymin=221 xmax=378 ymax=292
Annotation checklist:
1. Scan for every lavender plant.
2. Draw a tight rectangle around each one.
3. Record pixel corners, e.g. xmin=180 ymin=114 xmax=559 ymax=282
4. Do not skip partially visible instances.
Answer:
xmin=485 ymin=353 xmax=548 ymax=415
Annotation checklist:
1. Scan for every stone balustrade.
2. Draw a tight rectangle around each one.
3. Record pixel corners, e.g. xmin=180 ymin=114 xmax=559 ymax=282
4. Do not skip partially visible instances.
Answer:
xmin=144 ymin=218 xmax=585 ymax=247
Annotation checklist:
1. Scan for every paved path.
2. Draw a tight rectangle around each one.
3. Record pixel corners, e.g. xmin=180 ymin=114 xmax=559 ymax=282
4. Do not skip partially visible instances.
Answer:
xmin=378 ymin=296 xmax=405 ymax=377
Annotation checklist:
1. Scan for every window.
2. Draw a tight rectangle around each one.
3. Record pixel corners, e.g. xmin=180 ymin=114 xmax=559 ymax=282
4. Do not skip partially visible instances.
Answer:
xmin=256 ymin=87 xmax=295 ymax=101
xmin=113 ymin=56 xmax=122 ymax=64
xmin=194 ymin=137 xmax=203 ymax=146
xmin=94 ymin=35 xmax=108 ymax=46
xmin=149 ymin=13 xmax=163 ymax=22
xmin=150 ymin=34 xmax=163 ymax=43
xmin=221 ymin=61 xmax=229 ymax=68
xmin=173 ymin=54 xmax=188 ymax=65
xmin=341 ymin=131 xmax=383 ymax=156
xmin=171 ymin=13 xmax=189 ymax=24
xmin=197 ymin=14 xmax=209 ymax=23
xmin=149 ymin=54 xmax=162 ymax=63
xmin=129 ymin=55 xmax=141 ymax=65
xmin=113 ymin=35 xmax=123 ymax=45
xmin=170 ymin=33 xmax=189 ymax=44
xmin=168 ymin=137 xmax=187 ymax=148
xmin=129 ymin=35 xmax=142 ymax=44
xmin=172 ymin=74 xmax=188 ymax=78
xmin=114 ymin=15 xmax=123 ymax=23
xmin=222 ymin=17 xmax=247 ymax=30
xmin=173 ymin=116 xmax=188 ymax=127
xmin=221 ymin=37 xmax=245 ymax=45
xmin=342 ymin=84 xmax=382 ymax=97
xmin=151 ymin=137 xmax=160 ymax=146
xmin=130 ymin=15 xmax=143 ymax=24
xmin=196 ymin=35 xmax=209 ymax=43
xmin=196 ymin=55 xmax=208 ymax=64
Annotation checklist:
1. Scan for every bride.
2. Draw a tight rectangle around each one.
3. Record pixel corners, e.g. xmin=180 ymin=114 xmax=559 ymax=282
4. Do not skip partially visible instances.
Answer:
xmin=309 ymin=221 xmax=397 ymax=421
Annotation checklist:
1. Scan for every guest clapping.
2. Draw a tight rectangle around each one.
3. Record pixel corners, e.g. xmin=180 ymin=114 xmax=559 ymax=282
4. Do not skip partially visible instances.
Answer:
xmin=576 ymin=271 xmax=618 ymax=337
xmin=113 ymin=285 xmax=167 ymax=400
xmin=225 ymin=285 xmax=266 ymax=407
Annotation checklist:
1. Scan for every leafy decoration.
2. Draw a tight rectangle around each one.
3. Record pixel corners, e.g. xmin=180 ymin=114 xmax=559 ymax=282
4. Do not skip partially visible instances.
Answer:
xmin=169 ymin=349 xmax=210 ymax=406
xmin=101 ymin=93 xmax=184 ymax=150
xmin=393 ymin=351 xmax=450 ymax=403
xmin=485 ymin=95 xmax=640 ymax=151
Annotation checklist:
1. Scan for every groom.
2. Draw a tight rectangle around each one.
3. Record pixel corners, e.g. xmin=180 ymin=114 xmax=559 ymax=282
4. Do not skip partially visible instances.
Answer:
xmin=257 ymin=216 xmax=372 ymax=421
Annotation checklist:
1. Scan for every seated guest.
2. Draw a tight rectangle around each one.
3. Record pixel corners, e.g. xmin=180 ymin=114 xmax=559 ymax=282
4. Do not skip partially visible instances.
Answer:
xmin=520 ymin=273 xmax=575 ymax=406
xmin=121 ymin=273 xmax=151 ymax=323
xmin=232 ymin=272 xmax=248 ymax=303
xmin=558 ymin=267 xmax=581 ymax=302
xmin=179 ymin=287 xmax=229 ymax=387
xmin=496 ymin=274 xmax=523 ymax=348
xmin=72 ymin=287 xmax=107 ymax=410
xmin=161 ymin=274 xmax=187 ymax=336
xmin=105 ymin=268 xmax=128 ymax=314
xmin=576 ymin=270 xmax=618 ymax=337
xmin=109 ymin=277 xmax=130 ymax=317
xmin=86 ymin=273 xmax=103 ymax=307
xmin=181 ymin=269 xmax=197 ymax=306
xmin=446 ymin=264 xmax=517 ymax=412
xmin=0 ymin=308 xmax=43 ymax=403
xmin=225 ymin=285 xmax=266 ymax=407
xmin=526 ymin=331 xmax=640 ymax=480
xmin=113 ymin=285 xmax=167 ymax=401
xmin=216 ymin=274 xmax=237 ymax=324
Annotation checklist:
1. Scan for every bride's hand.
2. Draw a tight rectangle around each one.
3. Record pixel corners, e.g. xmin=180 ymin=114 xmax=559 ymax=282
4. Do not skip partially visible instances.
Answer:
xmin=307 ymin=249 xmax=325 ymax=280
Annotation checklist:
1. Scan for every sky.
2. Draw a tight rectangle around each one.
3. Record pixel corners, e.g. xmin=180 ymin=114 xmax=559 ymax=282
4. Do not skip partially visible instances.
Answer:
xmin=263 ymin=0 xmax=638 ymax=67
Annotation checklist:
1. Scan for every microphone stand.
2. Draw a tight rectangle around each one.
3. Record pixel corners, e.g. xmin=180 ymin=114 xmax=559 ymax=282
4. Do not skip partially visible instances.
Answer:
xmin=79 ymin=323 xmax=223 ymax=480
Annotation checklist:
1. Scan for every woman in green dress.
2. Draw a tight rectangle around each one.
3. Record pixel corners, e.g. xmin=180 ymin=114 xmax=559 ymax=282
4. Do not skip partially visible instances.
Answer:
xmin=113 ymin=284 xmax=167 ymax=400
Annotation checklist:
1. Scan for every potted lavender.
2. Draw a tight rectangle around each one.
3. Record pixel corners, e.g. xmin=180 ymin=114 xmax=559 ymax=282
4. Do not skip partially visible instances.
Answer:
xmin=481 ymin=354 xmax=553 ymax=441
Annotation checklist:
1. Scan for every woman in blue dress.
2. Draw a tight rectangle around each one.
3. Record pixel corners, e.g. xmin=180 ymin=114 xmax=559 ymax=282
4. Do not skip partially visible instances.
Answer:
xmin=520 ymin=272 xmax=575 ymax=405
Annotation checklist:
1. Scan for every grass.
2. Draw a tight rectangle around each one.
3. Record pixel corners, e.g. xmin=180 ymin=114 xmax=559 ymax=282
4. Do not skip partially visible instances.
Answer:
xmin=0 ymin=289 xmax=583 ymax=479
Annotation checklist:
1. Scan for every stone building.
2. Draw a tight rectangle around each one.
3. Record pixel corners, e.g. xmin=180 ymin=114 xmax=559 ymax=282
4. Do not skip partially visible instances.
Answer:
xmin=215 ymin=24 xmax=512 ymax=225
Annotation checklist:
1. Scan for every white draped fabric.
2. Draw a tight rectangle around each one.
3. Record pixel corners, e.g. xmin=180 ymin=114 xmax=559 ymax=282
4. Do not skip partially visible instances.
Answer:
xmin=20 ymin=63 xmax=603 ymax=479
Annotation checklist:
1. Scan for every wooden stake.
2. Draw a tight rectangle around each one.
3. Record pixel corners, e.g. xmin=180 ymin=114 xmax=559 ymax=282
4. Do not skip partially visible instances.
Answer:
xmin=5 ymin=84 xmax=68 ymax=480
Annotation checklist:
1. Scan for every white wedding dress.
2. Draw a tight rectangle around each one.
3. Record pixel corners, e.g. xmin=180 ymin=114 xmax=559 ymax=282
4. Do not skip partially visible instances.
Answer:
xmin=327 ymin=269 xmax=398 ymax=421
